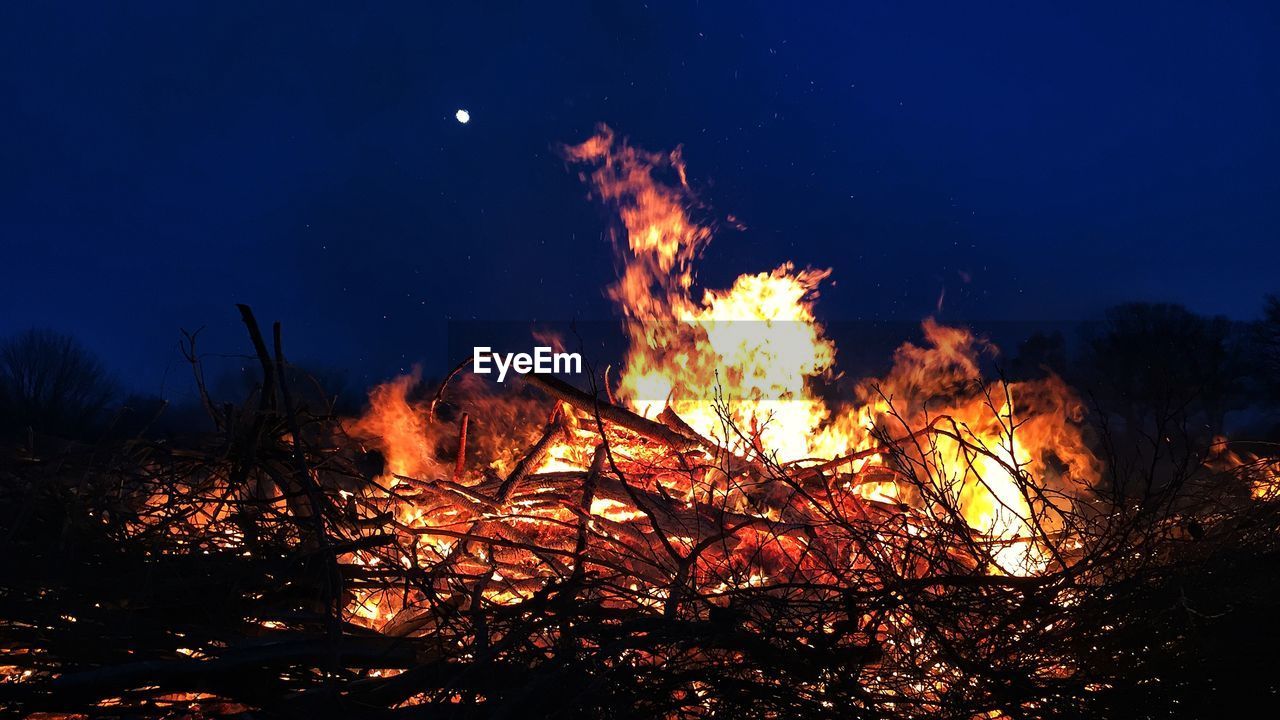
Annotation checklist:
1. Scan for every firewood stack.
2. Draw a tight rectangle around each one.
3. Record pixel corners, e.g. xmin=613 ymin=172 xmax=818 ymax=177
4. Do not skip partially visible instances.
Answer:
xmin=2 ymin=313 xmax=1279 ymax=719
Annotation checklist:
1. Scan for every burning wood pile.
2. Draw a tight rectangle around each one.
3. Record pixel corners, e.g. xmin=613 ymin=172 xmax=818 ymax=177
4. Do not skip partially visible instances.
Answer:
xmin=3 ymin=128 xmax=1280 ymax=718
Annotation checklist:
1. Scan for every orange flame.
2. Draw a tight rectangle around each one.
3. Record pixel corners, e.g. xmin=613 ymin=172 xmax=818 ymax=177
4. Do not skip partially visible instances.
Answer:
xmin=355 ymin=125 xmax=1104 ymax=584
xmin=562 ymin=127 xmax=1100 ymax=572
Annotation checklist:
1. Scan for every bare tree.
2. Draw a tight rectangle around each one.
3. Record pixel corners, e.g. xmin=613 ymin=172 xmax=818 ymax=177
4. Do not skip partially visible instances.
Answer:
xmin=1080 ymin=303 xmax=1247 ymax=433
xmin=1254 ymin=295 xmax=1280 ymax=403
xmin=0 ymin=328 xmax=117 ymax=438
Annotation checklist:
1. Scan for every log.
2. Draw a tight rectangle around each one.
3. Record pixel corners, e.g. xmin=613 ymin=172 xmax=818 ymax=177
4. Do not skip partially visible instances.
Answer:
xmin=523 ymin=373 xmax=701 ymax=451
xmin=497 ymin=410 xmax=564 ymax=502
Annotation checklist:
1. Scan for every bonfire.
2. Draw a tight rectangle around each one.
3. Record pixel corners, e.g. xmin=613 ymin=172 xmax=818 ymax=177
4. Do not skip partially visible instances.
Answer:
xmin=2 ymin=127 xmax=1279 ymax=719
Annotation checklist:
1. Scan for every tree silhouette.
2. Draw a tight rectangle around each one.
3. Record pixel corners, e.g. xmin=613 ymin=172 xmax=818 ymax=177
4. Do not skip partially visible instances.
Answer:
xmin=0 ymin=328 xmax=117 ymax=439
xmin=1010 ymin=331 xmax=1068 ymax=381
xmin=1254 ymin=295 xmax=1280 ymax=403
xmin=1079 ymin=303 xmax=1245 ymax=436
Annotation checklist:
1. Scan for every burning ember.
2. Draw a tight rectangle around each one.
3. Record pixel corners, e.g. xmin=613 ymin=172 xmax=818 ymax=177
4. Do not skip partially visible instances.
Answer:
xmin=3 ymin=127 xmax=1279 ymax=719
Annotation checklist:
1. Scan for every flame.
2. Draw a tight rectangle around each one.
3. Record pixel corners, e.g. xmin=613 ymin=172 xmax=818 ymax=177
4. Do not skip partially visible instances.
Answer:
xmin=566 ymin=128 xmax=841 ymax=461
xmin=561 ymin=127 xmax=1100 ymax=573
xmin=618 ymin=263 xmax=838 ymax=460
xmin=349 ymin=373 xmax=440 ymax=483
xmin=830 ymin=321 xmax=1100 ymax=573
xmin=1207 ymin=436 xmax=1280 ymax=499
xmin=349 ymin=124 xmax=1107 ymax=635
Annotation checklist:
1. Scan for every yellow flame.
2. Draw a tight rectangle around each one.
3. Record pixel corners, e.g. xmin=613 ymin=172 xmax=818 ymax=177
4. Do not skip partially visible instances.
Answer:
xmin=352 ymin=126 xmax=1105 ymax=589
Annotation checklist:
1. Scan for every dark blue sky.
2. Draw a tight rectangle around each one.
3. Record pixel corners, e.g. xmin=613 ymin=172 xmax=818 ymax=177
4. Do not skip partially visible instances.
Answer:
xmin=3 ymin=2 xmax=1278 ymax=395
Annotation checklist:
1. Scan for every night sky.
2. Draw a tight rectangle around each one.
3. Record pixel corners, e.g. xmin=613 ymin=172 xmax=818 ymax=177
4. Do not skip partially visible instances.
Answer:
xmin=3 ymin=2 xmax=1278 ymax=396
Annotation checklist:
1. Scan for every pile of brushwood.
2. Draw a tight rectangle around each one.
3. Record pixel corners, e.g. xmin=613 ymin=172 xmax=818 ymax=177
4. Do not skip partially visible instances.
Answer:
xmin=2 ymin=308 xmax=1280 ymax=720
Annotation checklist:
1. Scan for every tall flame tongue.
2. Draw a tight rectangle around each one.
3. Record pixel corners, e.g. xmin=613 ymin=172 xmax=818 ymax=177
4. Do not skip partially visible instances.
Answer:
xmin=565 ymin=126 xmax=838 ymax=462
